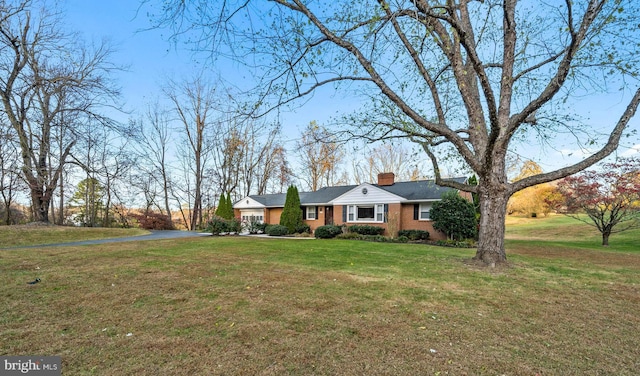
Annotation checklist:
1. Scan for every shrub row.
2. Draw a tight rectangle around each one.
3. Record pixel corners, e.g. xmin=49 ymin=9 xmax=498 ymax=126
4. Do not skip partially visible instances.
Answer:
xmin=347 ymin=225 xmax=384 ymax=235
xmin=336 ymin=233 xmax=402 ymax=243
xmin=266 ymin=224 xmax=289 ymax=236
xmin=265 ymin=223 xmax=311 ymax=236
xmin=397 ymin=229 xmax=430 ymax=241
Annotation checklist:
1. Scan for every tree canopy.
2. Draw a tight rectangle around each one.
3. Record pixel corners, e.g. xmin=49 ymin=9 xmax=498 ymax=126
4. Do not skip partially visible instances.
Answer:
xmin=0 ymin=0 xmax=121 ymax=223
xmin=551 ymin=158 xmax=640 ymax=246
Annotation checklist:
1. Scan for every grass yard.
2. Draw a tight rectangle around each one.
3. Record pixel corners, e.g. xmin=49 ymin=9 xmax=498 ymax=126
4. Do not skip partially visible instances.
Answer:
xmin=0 ymin=225 xmax=149 ymax=248
xmin=1 ymin=217 xmax=639 ymax=375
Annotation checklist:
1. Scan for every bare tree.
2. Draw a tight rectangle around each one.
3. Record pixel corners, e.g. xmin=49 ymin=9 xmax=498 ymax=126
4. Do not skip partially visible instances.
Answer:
xmin=255 ymin=141 xmax=290 ymax=195
xmin=297 ymin=121 xmax=343 ymax=191
xmin=164 ymin=76 xmax=217 ymax=230
xmin=133 ymin=101 xmax=174 ymax=222
xmin=96 ymin=133 xmax=134 ymax=227
xmin=354 ymin=143 xmax=415 ymax=183
xmin=0 ymin=122 xmax=24 ymax=224
xmin=0 ymin=1 xmax=120 ymax=223
xmin=238 ymin=122 xmax=283 ymax=197
xmin=209 ymin=118 xmax=243 ymax=198
xmin=149 ymin=0 xmax=640 ymax=264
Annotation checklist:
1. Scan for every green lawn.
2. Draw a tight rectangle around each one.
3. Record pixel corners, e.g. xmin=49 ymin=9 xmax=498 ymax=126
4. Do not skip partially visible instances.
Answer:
xmin=1 ymin=219 xmax=639 ymax=375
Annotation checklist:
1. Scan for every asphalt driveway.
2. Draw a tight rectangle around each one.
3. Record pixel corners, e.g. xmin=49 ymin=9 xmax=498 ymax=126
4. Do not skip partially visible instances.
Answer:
xmin=2 ymin=230 xmax=212 ymax=250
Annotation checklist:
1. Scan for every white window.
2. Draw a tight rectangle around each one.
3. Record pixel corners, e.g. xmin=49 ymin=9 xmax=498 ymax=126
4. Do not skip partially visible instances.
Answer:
xmin=347 ymin=204 xmax=385 ymax=223
xmin=306 ymin=206 xmax=316 ymax=220
xmin=376 ymin=204 xmax=384 ymax=222
xmin=419 ymin=204 xmax=431 ymax=220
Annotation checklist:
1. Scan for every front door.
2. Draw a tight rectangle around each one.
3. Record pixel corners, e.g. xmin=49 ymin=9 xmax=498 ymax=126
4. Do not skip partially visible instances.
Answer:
xmin=324 ymin=206 xmax=333 ymax=225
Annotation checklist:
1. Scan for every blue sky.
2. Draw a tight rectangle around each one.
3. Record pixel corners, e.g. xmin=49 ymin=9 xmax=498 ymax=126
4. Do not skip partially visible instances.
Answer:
xmin=64 ymin=0 xmax=352 ymax=133
xmin=63 ymin=0 xmax=640 ymax=175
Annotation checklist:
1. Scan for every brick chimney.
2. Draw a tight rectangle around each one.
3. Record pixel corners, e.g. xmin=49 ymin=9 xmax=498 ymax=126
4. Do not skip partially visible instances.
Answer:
xmin=377 ymin=172 xmax=395 ymax=186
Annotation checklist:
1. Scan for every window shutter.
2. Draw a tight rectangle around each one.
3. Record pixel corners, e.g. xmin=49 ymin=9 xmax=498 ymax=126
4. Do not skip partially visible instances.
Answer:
xmin=413 ymin=204 xmax=419 ymax=220
xmin=342 ymin=205 xmax=347 ymax=223
xmin=302 ymin=207 xmax=307 ymax=220
xmin=384 ymin=204 xmax=389 ymax=223
xmin=316 ymin=206 xmax=319 ymax=220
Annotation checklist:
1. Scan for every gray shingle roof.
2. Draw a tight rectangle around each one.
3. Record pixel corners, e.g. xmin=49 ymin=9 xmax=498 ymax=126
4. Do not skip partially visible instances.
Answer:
xmin=377 ymin=177 xmax=467 ymax=201
xmin=301 ymin=185 xmax=357 ymax=204
xmin=241 ymin=177 xmax=466 ymax=207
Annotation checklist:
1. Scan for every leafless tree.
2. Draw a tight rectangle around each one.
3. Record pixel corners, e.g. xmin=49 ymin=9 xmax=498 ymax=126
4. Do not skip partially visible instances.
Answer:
xmin=0 ymin=122 xmax=24 ymax=224
xmin=353 ymin=143 xmax=415 ymax=184
xmin=0 ymin=0 xmax=120 ymax=223
xmin=132 ymin=101 xmax=175 ymax=222
xmin=164 ymin=76 xmax=217 ymax=230
xmin=297 ymin=121 xmax=343 ymax=191
xmin=254 ymin=139 xmax=290 ymax=195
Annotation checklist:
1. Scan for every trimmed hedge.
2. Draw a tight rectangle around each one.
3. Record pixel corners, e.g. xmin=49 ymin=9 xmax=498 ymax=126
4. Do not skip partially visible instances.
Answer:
xmin=294 ymin=224 xmax=311 ymax=234
xmin=266 ymin=224 xmax=290 ymax=236
xmin=335 ymin=233 xmax=398 ymax=243
xmin=348 ymin=225 xmax=384 ymax=235
xmin=314 ymin=225 xmax=343 ymax=239
xmin=397 ymin=229 xmax=430 ymax=241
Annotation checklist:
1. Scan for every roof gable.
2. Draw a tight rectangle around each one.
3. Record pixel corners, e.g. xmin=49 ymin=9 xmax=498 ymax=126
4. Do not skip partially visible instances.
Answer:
xmin=332 ymin=183 xmax=404 ymax=205
xmin=234 ymin=196 xmax=268 ymax=209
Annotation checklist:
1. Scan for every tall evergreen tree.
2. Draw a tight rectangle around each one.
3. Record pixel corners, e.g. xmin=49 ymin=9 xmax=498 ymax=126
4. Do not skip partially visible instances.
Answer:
xmin=280 ymin=185 xmax=303 ymax=233
xmin=224 ymin=192 xmax=234 ymax=219
xmin=215 ymin=194 xmax=227 ymax=218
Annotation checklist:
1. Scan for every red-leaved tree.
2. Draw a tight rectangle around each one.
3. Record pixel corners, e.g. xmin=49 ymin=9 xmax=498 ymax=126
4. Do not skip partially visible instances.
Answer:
xmin=551 ymin=158 xmax=640 ymax=246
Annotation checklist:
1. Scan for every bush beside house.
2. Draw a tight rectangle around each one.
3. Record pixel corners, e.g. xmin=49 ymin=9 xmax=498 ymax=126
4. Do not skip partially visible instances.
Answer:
xmin=266 ymin=224 xmax=289 ymax=236
xmin=397 ymin=229 xmax=430 ymax=241
xmin=348 ymin=225 xmax=385 ymax=235
xmin=430 ymin=191 xmax=477 ymax=240
xmin=314 ymin=225 xmax=343 ymax=239
xmin=207 ymin=215 xmax=241 ymax=235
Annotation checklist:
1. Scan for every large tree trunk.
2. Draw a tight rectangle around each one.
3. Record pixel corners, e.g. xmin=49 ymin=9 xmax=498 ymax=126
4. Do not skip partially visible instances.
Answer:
xmin=30 ymin=186 xmax=50 ymax=223
xmin=474 ymin=187 xmax=509 ymax=265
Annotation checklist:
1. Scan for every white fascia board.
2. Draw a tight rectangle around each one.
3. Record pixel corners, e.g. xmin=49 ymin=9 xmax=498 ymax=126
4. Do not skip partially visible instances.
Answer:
xmin=233 ymin=196 xmax=265 ymax=209
xmin=331 ymin=183 xmax=404 ymax=205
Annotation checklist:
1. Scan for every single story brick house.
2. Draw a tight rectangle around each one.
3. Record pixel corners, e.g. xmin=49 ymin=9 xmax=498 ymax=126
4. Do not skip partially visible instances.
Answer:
xmin=233 ymin=173 xmax=470 ymax=240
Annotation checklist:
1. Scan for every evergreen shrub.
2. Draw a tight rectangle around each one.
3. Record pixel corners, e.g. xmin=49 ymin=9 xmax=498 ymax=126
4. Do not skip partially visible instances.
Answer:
xmin=314 ymin=225 xmax=343 ymax=239
xmin=397 ymin=229 xmax=430 ymax=241
xmin=348 ymin=225 xmax=384 ymax=235
xmin=266 ymin=224 xmax=289 ymax=236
